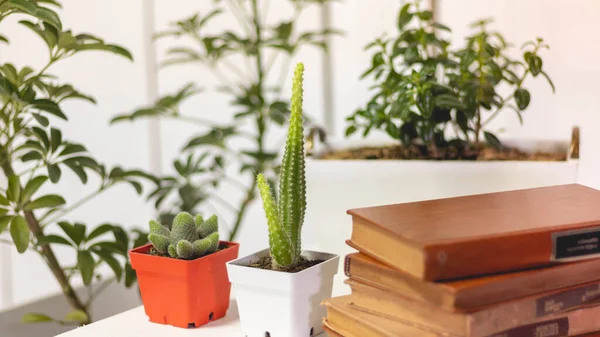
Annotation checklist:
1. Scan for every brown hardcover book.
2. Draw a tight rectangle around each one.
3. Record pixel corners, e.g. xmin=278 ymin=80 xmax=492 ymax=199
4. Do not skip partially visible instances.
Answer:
xmin=344 ymin=252 xmax=600 ymax=311
xmin=322 ymin=296 xmax=440 ymax=337
xmin=346 ymin=278 xmax=600 ymax=337
xmin=323 ymin=295 xmax=600 ymax=337
xmin=322 ymin=320 xmax=346 ymax=337
xmin=346 ymin=184 xmax=600 ymax=280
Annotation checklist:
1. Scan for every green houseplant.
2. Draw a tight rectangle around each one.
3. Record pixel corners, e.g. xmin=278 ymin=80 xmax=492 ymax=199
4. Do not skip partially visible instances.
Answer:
xmin=129 ymin=211 xmax=239 ymax=328
xmin=339 ymin=0 xmax=556 ymax=160
xmin=113 ymin=0 xmax=339 ymax=242
xmin=226 ymin=63 xmax=339 ymax=337
xmin=0 ymin=0 xmax=154 ymax=326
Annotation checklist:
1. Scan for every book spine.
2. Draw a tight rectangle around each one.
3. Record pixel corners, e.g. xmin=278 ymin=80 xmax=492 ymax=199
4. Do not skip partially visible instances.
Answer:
xmin=484 ymin=318 xmax=568 ymax=337
xmin=470 ymin=281 xmax=600 ymax=336
xmin=344 ymin=254 xmax=351 ymax=277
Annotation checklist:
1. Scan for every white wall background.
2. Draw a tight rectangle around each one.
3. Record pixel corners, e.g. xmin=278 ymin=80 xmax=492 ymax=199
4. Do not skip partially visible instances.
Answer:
xmin=1 ymin=0 xmax=600 ymax=329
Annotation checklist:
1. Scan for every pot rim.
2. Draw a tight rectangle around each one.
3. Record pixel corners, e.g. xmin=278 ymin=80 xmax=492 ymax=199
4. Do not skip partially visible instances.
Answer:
xmin=227 ymin=248 xmax=339 ymax=275
xmin=130 ymin=241 xmax=239 ymax=263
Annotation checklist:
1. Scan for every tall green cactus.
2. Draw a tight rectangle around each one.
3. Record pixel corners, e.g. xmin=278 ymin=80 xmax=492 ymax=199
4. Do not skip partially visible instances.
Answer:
xmin=257 ymin=63 xmax=306 ymax=268
xmin=147 ymin=211 xmax=220 ymax=259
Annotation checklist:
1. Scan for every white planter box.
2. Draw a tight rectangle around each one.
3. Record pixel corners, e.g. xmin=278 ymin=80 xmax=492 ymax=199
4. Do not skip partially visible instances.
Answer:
xmin=303 ymin=139 xmax=579 ymax=273
xmin=226 ymin=249 xmax=339 ymax=337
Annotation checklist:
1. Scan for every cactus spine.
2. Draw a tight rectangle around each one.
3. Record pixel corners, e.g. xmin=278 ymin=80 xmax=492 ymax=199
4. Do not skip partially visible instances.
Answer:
xmin=147 ymin=211 xmax=220 ymax=259
xmin=257 ymin=63 xmax=306 ymax=268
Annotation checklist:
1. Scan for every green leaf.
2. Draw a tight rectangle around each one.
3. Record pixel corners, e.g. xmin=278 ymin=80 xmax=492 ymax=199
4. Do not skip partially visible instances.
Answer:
xmin=514 ymin=88 xmax=531 ymax=110
xmin=345 ymin=125 xmax=357 ymax=137
xmin=7 ymin=1 xmax=37 ymax=15
xmin=47 ymin=164 xmax=61 ymax=183
xmin=92 ymin=248 xmax=122 ymax=281
xmin=7 ymin=175 xmax=21 ymax=203
xmin=63 ymin=161 xmax=87 ymax=184
xmin=0 ymin=194 xmax=9 ymax=206
xmin=37 ymin=234 xmax=72 ymax=246
xmin=58 ymin=143 xmax=86 ymax=156
xmin=417 ymin=10 xmax=433 ymax=21
xmin=31 ymin=99 xmax=67 ymax=120
xmin=484 ymin=131 xmax=502 ymax=149
xmin=435 ymin=94 xmax=466 ymax=110
xmin=122 ymin=170 xmax=159 ymax=184
xmin=32 ymin=127 xmax=50 ymax=149
xmin=64 ymin=309 xmax=88 ymax=323
xmin=541 ymin=70 xmax=556 ymax=93
xmin=124 ymin=262 xmax=136 ymax=288
xmin=31 ymin=6 xmax=62 ymax=30
xmin=23 ymin=194 xmax=65 ymax=210
xmin=528 ymin=55 xmax=542 ymax=76
xmin=32 ymin=113 xmax=49 ymax=126
xmin=22 ymin=313 xmax=53 ymax=323
xmin=126 ymin=180 xmax=142 ymax=195
xmin=432 ymin=22 xmax=451 ymax=32
xmin=21 ymin=176 xmax=48 ymax=203
xmin=397 ymin=4 xmax=412 ymax=30
xmin=73 ymin=44 xmax=133 ymax=61
xmin=86 ymin=224 xmax=114 ymax=242
xmin=58 ymin=221 xmax=86 ymax=246
xmin=50 ymin=128 xmax=61 ymax=152
xmin=0 ymin=216 xmax=13 ymax=233
xmin=77 ymin=250 xmax=95 ymax=286
xmin=385 ymin=122 xmax=399 ymax=139
xmin=21 ymin=151 xmax=43 ymax=162
xmin=10 ymin=216 xmax=30 ymax=253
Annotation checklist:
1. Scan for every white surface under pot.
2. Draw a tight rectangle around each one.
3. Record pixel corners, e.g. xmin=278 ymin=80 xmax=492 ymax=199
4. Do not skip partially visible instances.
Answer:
xmin=226 ymin=249 xmax=339 ymax=337
xmin=303 ymin=138 xmax=580 ymax=290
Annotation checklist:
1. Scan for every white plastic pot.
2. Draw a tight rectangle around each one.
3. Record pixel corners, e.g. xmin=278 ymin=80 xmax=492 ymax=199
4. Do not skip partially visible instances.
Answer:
xmin=226 ymin=248 xmax=339 ymax=337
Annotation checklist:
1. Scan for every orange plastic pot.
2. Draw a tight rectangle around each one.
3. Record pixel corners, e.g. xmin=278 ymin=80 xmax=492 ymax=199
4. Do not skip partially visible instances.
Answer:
xmin=130 ymin=241 xmax=239 ymax=328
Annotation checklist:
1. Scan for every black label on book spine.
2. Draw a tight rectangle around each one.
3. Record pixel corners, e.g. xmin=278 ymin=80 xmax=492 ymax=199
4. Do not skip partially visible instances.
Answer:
xmin=485 ymin=318 xmax=569 ymax=337
xmin=536 ymin=282 xmax=600 ymax=317
xmin=552 ymin=226 xmax=600 ymax=260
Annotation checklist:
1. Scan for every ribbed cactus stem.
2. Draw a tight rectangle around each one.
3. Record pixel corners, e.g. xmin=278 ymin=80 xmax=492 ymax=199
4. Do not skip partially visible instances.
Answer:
xmin=257 ymin=173 xmax=294 ymax=267
xmin=257 ymin=62 xmax=308 ymax=268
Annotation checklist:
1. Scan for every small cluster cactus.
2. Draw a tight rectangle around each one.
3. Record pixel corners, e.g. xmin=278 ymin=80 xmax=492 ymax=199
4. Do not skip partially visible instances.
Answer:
xmin=257 ymin=62 xmax=307 ymax=268
xmin=148 ymin=211 xmax=220 ymax=259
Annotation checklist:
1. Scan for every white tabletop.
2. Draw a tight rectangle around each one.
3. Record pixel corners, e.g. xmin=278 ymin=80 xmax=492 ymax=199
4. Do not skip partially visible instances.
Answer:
xmin=57 ymin=278 xmax=349 ymax=337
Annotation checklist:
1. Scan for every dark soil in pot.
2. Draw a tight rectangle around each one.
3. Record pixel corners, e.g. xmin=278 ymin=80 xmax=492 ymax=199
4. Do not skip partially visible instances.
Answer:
xmin=248 ymin=256 xmax=324 ymax=273
xmin=319 ymin=144 xmax=566 ymax=161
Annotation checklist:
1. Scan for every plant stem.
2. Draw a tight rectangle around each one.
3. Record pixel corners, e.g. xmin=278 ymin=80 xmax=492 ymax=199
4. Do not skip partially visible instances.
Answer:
xmin=43 ymin=188 xmax=104 ymax=226
xmin=474 ymin=106 xmax=481 ymax=144
xmin=0 ymin=149 xmax=90 ymax=323
xmin=85 ymin=279 xmax=114 ymax=308
xmin=228 ymin=178 xmax=257 ymax=241
xmin=227 ymin=0 xmax=265 ymax=242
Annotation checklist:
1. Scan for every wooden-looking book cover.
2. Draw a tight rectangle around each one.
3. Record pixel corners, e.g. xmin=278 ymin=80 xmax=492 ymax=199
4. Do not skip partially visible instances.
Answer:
xmin=324 ymin=295 xmax=600 ymax=337
xmin=322 ymin=296 xmax=440 ymax=337
xmin=346 ymin=278 xmax=600 ymax=337
xmin=344 ymin=252 xmax=600 ymax=311
xmin=346 ymin=184 xmax=600 ymax=280
xmin=322 ymin=322 xmax=344 ymax=337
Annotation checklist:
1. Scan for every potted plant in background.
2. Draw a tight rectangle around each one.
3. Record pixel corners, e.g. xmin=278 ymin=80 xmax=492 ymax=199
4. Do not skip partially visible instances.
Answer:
xmin=304 ymin=0 xmax=579 ymax=266
xmin=112 ymin=0 xmax=340 ymax=252
xmin=0 ymin=0 xmax=154 ymax=330
xmin=130 ymin=212 xmax=239 ymax=328
xmin=226 ymin=63 xmax=339 ymax=337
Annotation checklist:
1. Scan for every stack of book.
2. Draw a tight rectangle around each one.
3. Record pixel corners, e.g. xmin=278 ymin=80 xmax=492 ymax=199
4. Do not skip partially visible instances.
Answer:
xmin=322 ymin=184 xmax=600 ymax=337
